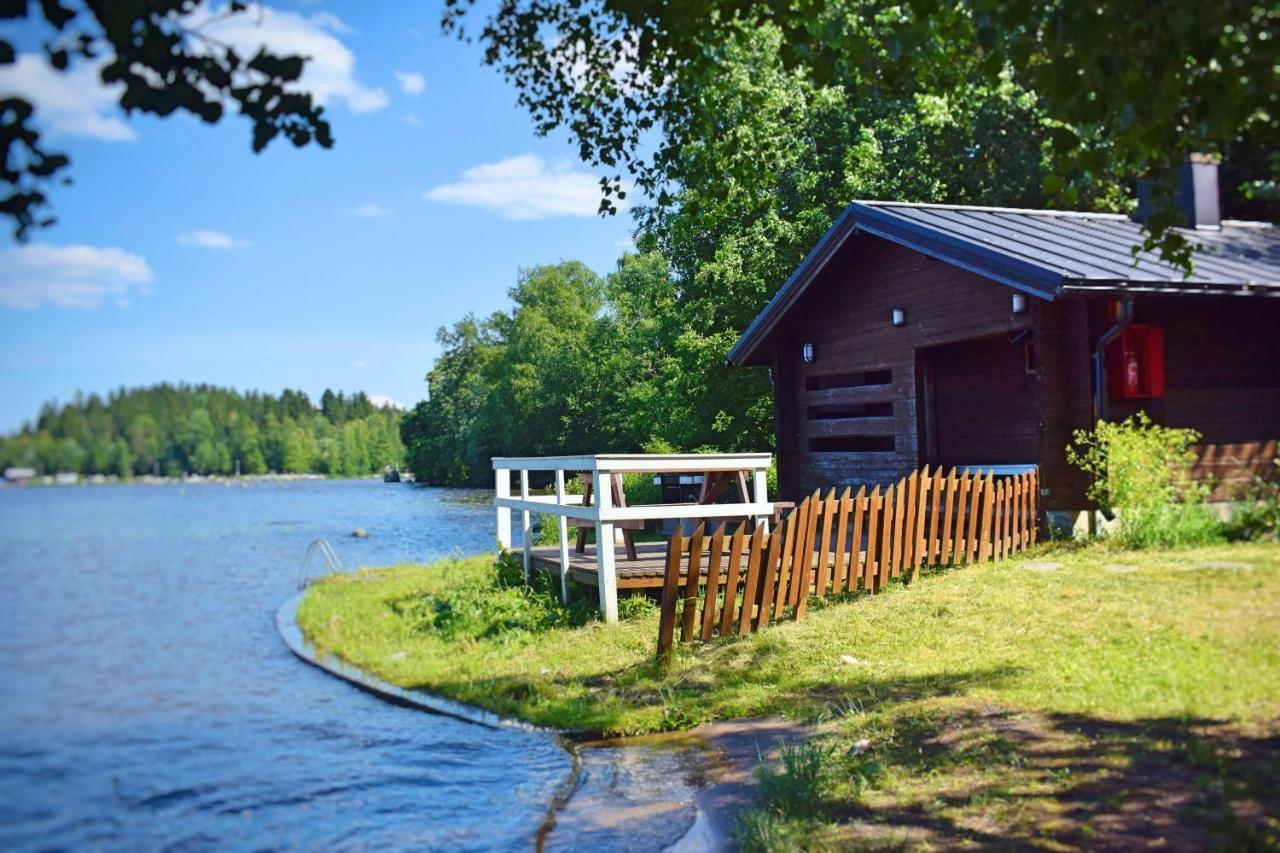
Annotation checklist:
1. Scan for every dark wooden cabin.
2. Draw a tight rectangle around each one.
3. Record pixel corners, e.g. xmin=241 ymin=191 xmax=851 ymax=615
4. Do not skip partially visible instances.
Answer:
xmin=728 ymin=160 xmax=1280 ymax=524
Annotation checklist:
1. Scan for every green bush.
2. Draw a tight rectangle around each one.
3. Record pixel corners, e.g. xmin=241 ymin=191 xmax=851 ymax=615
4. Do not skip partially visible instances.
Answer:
xmin=1066 ymin=412 xmax=1222 ymax=548
xmin=392 ymin=553 xmax=594 ymax=640
xmin=1226 ymin=460 xmax=1280 ymax=542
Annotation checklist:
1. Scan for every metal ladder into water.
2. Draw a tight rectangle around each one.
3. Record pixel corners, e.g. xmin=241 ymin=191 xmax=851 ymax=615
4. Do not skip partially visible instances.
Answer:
xmin=297 ymin=539 xmax=345 ymax=590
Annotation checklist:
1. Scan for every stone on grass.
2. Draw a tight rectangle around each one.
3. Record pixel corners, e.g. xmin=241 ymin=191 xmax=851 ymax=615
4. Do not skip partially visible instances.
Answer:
xmin=838 ymin=654 xmax=861 ymax=666
xmin=1190 ymin=560 xmax=1254 ymax=571
xmin=1022 ymin=561 xmax=1062 ymax=572
xmin=1103 ymin=563 xmax=1137 ymax=574
xmin=847 ymin=738 xmax=872 ymax=756
xmin=389 ymin=650 xmax=407 ymax=662
xmin=352 ymin=528 xmax=368 ymax=538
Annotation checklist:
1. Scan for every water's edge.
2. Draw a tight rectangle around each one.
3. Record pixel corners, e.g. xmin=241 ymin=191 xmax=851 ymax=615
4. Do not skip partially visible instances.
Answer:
xmin=274 ymin=592 xmax=541 ymax=732
xmin=274 ymin=593 xmax=777 ymax=851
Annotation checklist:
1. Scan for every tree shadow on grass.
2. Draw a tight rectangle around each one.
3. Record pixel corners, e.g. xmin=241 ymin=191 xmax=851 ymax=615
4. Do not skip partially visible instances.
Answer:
xmin=813 ymin=704 xmax=1280 ymax=850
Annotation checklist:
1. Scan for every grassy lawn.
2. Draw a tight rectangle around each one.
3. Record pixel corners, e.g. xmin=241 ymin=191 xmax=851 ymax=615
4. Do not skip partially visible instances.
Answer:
xmin=297 ymin=540 xmax=1280 ymax=847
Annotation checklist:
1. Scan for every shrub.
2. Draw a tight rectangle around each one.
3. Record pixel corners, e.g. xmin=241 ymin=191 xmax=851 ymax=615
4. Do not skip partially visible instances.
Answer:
xmin=1066 ymin=412 xmax=1222 ymax=548
xmin=392 ymin=553 xmax=594 ymax=640
xmin=1226 ymin=460 xmax=1280 ymax=542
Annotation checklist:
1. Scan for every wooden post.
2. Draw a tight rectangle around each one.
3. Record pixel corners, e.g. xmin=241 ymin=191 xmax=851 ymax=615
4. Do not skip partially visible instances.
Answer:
xmin=832 ymin=487 xmax=851 ymax=593
xmin=595 ymin=466 xmax=619 ymax=623
xmin=700 ymin=528 xmax=726 ymax=640
xmin=1030 ymin=469 xmax=1040 ymax=545
xmin=966 ymin=474 xmax=982 ymax=563
xmin=554 ymin=469 xmax=570 ymax=603
xmin=979 ymin=474 xmax=995 ymax=562
xmin=495 ymin=468 xmax=512 ymax=549
xmin=892 ymin=477 xmax=907 ymax=578
xmin=940 ymin=469 xmax=958 ymax=565
xmin=757 ymin=525 xmax=783 ymax=629
xmin=753 ymin=467 xmax=771 ymax=533
xmin=926 ymin=466 xmax=943 ymax=565
xmin=864 ymin=486 xmax=881 ymax=592
xmin=878 ymin=484 xmax=894 ymax=591
xmin=903 ymin=470 xmax=919 ymax=571
xmin=520 ymin=468 xmax=532 ymax=583
xmin=720 ymin=524 xmax=747 ymax=637
xmin=814 ymin=489 xmax=837 ymax=597
xmin=656 ymin=526 xmax=684 ymax=660
xmin=737 ymin=528 xmax=766 ymax=635
xmin=680 ymin=525 xmax=705 ymax=642
xmin=954 ymin=472 xmax=971 ymax=564
xmin=849 ymin=486 xmax=866 ymax=591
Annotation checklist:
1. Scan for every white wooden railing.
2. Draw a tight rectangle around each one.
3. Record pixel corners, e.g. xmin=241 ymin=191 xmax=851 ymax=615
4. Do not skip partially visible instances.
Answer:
xmin=492 ymin=453 xmax=773 ymax=622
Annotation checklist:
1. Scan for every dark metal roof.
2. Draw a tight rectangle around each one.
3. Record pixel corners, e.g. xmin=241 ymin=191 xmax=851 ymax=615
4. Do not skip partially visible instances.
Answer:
xmin=728 ymin=201 xmax=1280 ymax=366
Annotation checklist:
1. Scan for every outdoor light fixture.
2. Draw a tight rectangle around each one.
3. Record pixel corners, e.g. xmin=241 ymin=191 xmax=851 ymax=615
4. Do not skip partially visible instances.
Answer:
xmin=891 ymin=308 xmax=905 ymax=327
xmin=1012 ymin=293 xmax=1027 ymax=314
xmin=802 ymin=342 xmax=814 ymax=363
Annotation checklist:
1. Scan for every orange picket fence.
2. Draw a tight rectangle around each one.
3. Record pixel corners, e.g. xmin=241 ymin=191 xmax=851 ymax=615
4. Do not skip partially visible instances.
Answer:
xmin=656 ymin=466 xmax=1038 ymax=659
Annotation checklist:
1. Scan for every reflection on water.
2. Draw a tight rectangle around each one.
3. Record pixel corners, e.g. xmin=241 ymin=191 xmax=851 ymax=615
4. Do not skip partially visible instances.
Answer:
xmin=0 ymin=479 xmax=567 ymax=850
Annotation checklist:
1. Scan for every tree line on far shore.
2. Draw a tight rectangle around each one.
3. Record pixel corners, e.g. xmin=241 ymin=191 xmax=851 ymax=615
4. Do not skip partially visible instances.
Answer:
xmin=0 ymin=384 xmax=404 ymax=478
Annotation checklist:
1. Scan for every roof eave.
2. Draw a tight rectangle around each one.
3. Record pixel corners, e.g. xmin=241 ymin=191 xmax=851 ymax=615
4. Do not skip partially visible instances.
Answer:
xmin=1060 ymin=280 xmax=1280 ymax=297
xmin=726 ymin=202 xmax=1066 ymax=367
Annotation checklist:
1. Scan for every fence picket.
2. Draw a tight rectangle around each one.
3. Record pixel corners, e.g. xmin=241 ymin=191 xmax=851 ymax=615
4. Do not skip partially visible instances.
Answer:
xmin=699 ymin=528 xmax=726 ymax=641
xmin=940 ymin=469 xmax=958 ymax=564
xmin=680 ymin=524 xmax=706 ymax=642
xmin=656 ymin=526 xmax=685 ymax=659
xmin=926 ymin=467 xmax=943 ymax=563
xmin=795 ymin=491 xmax=821 ymax=605
xmin=954 ymin=472 xmax=971 ymax=564
xmin=891 ymin=477 xmax=907 ymax=578
xmin=718 ymin=524 xmax=746 ymax=637
xmin=831 ymin=487 xmax=852 ymax=593
xmin=849 ymin=486 xmax=867 ymax=592
xmin=903 ymin=470 xmax=919 ymax=571
xmin=979 ymin=474 xmax=995 ymax=561
xmin=756 ymin=524 xmax=782 ymax=629
xmin=774 ymin=501 xmax=799 ymax=615
xmin=738 ymin=527 xmax=766 ymax=634
xmin=1029 ymin=470 xmax=1039 ymax=545
xmin=814 ymin=489 xmax=838 ymax=596
xmin=864 ymin=486 xmax=881 ymax=592
xmin=911 ymin=467 xmax=930 ymax=581
xmin=878 ymin=482 xmax=895 ymax=590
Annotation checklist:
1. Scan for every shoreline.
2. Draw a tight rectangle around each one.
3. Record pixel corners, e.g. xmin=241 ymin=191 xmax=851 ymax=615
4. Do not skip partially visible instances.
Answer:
xmin=275 ymin=591 xmax=783 ymax=850
xmin=1 ymin=473 xmax=425 ymax=488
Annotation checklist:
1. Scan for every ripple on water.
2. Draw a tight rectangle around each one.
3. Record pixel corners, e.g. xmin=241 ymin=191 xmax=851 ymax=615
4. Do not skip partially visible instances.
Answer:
xmin=0 ymin=480 xmax=568 ymax=851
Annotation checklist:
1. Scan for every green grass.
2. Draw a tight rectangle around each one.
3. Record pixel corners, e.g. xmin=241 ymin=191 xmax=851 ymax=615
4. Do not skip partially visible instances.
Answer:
xmin=298 ymin=540 xmax=1280 ymax=847
xmin=298 ymin=541 xmax=1280 ymax=736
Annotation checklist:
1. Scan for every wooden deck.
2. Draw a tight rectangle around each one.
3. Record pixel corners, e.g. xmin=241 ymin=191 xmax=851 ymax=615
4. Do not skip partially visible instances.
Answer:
xmin=527 ymin=541 xmax=697 ymax=589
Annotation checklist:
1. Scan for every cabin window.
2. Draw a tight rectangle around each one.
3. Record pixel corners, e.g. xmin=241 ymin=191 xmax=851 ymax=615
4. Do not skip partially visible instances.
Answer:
xmin=808 ymin=436 xmax=896 ymax=453
xmin=805 ymin=369 xmax=892 ymax=392
xmin=807 ymin=402 xmax=894 ymax=421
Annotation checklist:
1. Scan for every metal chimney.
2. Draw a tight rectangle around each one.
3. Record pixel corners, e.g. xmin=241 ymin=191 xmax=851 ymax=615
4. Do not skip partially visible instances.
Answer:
xmin=1136 ymin=153 xmax=1221 ymax=229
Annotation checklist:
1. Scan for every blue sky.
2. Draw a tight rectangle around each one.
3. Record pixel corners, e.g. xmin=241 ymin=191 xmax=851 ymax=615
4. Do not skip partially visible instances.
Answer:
xmin=0 ymin=2 xmax=636 ymax=431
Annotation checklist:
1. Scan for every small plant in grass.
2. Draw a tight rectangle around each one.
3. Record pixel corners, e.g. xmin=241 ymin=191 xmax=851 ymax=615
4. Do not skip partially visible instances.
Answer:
xmin=738 ymin=740 xmax=839 ymax=851
xmin=1066 ymin=412 xmax=1222 ymax=548
xmin=1226 ymin=460 xmax=1280 ymax=543
xmin=391 ymin=553 xmax=595 ymax=640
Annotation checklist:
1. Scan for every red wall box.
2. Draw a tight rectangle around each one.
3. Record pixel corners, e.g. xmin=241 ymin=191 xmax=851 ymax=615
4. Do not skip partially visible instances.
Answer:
xmin=1107 ymin=325 xmax=1166 ymax=399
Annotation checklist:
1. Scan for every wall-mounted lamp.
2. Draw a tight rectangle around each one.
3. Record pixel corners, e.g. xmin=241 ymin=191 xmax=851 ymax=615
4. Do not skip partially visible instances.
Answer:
xmin=801 ymin=342 xmax=814 ymax=363
xmin=1011 ymin=293 xmax=1027 ymax=315
xmin=891 ymin=308 xmax=905 ymax=327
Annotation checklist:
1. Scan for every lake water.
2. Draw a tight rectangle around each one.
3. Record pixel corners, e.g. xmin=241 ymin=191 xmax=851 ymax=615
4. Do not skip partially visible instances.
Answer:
xmin=0 ymin=479 xmax=574 ymax=850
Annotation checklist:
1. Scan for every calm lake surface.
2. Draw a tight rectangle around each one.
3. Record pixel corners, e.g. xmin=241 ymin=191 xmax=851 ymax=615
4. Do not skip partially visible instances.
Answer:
xmin=0 ymin=479 xmax=570 ymax=850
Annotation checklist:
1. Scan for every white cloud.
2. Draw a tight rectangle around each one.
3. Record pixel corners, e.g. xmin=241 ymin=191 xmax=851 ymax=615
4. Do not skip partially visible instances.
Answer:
xmin=404 ymin=112 xmax=424 ymax=127
xmin=350 ymin=203 xmax=393 ymax=218
xmin=0 ymin=244 xmax=153 ymax=310
xmin=353 ymin=359 xmax=367 ymax=368
xmin=177 ymin=229 xmax=251 ymax=250
xmin=193 ymin=4 xmax=388 ymax=113
xmin=424 ymin=154 xmax=619 ymax=220
xmin=393 ymin=71 xmax=426 ymax=95
xmin=0 ymin=55 xmax=134 ymax=142
xmin=367 ymin=394 xmax=405 ymax=411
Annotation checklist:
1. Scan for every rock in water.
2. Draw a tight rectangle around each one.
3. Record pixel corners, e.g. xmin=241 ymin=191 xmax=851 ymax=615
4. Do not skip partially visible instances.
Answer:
xmin=352 ymin=528 xmax=368 ymax=538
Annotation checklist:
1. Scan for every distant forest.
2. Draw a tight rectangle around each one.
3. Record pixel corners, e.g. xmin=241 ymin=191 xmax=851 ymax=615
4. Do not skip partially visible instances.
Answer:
xmin=0 ymin=384 xmax=405 ymax=477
